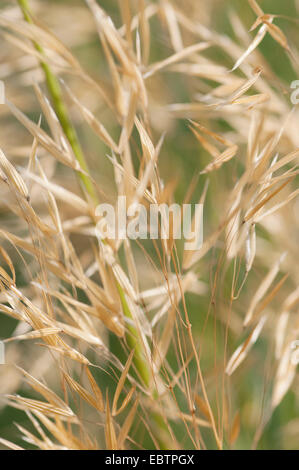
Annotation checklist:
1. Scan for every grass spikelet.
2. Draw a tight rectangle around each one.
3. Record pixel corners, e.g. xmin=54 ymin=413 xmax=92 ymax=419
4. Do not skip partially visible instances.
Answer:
xmin=0 ymin=0 xmax=298 ymax=452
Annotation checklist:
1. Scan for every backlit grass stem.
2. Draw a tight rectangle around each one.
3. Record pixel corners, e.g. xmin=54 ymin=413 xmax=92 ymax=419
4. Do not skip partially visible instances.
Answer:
xmin=18 ymin=0 xmax=98 ymax=204
xmin=18 ymin=0 xmax=173 ymax=449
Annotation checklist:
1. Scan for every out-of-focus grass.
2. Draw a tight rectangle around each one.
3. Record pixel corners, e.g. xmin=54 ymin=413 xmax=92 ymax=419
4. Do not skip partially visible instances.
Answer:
xmin=0 ymin=0 xmax=298 ymax=450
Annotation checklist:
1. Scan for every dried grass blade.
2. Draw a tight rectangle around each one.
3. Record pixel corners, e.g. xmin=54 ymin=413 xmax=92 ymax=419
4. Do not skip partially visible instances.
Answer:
xmin=112 ymin=350 xmax=134 ymax=416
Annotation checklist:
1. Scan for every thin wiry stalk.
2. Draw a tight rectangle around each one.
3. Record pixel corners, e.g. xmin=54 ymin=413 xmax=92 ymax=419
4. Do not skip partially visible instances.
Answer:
xmin=0 ymin=0 xmax=296 ymax=451
xmin=17 ymin=0 xmax=173 ymax=449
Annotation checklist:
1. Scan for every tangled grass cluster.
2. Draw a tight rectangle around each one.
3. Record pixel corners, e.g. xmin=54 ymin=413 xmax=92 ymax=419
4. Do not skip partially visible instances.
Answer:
xmin=0 ymin=0 xmax=298 ymax=450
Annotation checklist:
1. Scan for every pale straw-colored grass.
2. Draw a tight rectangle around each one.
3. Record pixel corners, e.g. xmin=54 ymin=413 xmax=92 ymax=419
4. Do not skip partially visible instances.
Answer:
xmin=0 ymin=0 xmax=298 ymax=450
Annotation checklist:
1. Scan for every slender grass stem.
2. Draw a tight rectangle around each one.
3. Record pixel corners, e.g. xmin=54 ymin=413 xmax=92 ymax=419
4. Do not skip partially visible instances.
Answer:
xmin=18 ymin=0 xmax=98 ymax=204
xmin=116 ymin=283 xmax=151 ymax=388
xmin=18 ymin=0 xmax=173 ymax=449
